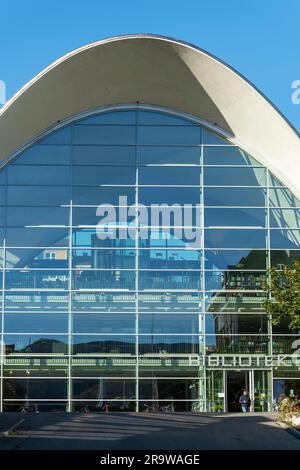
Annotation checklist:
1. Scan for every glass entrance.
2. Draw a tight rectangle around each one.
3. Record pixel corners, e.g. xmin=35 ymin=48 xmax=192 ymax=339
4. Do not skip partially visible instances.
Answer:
xmin=224 ymin=369 xmax=272 ymax=412
xmin=226 ymin=370 xmax=249 ymax=412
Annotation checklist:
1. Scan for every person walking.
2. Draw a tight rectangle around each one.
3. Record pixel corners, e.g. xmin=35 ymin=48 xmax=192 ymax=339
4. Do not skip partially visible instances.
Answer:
xmin=239 ymin=390 xmax=251 ymax=412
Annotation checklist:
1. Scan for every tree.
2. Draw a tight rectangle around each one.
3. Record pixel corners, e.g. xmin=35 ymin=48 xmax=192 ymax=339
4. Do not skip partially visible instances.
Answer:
xmin=263 ymin=261 xmax=300 ymax=334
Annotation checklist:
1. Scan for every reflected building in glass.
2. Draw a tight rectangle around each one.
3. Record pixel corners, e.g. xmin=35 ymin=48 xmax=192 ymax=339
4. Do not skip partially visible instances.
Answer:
xmin=0 ymin=35 xmax=300 ymax=412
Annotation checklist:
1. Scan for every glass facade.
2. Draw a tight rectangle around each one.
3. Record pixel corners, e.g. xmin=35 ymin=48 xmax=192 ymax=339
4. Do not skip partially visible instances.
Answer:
xmin=0 ymin=107 xmax=299 ymax=412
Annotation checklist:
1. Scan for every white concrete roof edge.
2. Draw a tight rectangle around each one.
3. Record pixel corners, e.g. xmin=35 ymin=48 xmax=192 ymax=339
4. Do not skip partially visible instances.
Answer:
xmin=0 ymin=33 xmax=299 ymax=199
xmin=1 ymin=33 xmax=298 ymax=138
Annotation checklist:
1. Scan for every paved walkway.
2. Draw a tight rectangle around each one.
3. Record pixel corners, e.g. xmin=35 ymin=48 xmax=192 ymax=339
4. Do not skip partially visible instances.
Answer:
xmin=0 ymin=412 xmax=299 ymax=450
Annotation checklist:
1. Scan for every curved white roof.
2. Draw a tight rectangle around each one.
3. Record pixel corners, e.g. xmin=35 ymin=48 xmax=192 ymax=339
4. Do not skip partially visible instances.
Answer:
xmin=0 ymin=34 xmax=299 ymax=196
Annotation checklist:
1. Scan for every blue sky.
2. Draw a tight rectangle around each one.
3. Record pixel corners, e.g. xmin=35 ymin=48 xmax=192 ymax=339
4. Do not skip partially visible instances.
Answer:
xmin=1 ymin=0 xmax=299 ymax=130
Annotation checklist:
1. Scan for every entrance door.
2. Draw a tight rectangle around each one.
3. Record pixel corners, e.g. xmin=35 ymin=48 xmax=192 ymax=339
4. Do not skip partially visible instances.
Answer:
xmin=226 ymin=370 xmax=249 ymax=412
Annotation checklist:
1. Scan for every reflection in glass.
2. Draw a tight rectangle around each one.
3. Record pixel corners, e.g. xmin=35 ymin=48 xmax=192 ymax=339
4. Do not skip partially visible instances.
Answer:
xmin=4 ymin=313 xmax=68 ymax=333
xmin=205 ymin=292 xmax=266 ymax=313
xmin=205 ymin=271 xmax=266 ymax=291
xmin=139 ymin=314 xmax=202 ymax=334
xmin=204 ymin=167 xmax=266 ymax=186
xmin=204 ymin=187 xmax=266 ymax=207
xmin=72 ymin=379 xmax=135 ymax=399
xmin=270 ymin=250 xmax=300 ymax=268
xmin=206 ymin=335 xmax=269 ymax=354
xmin=4 ymin=335 xmax=68 ymax=354
xmin=0 ymin=107 xmax=299 ymax=412
xmin=3 ymin=379 xmax=68 ymax=399
xmin=204 ymin=250 xmax=267 ymax=270
xmin=205 ymin=314 xmax=268 ymax=334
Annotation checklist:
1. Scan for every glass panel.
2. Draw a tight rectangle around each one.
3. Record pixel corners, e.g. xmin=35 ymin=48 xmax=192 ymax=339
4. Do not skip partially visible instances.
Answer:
xmin=14 ymin=145 xmax=71 ymax=165
xmin=205 ymin=314 xmax=268 ymax=334
xmin=206 ymin=335 xmax=269 ymax=354
xmin=72 ymin=187 xmax=135 ymax=205
xmin=139 ymin=229 xmax=201 ymax=249
xmin=138 ymin=400 xmax=200 ymax=412
xmin=73 ymin=314 xmax=135 ymax=333
xmin=203 ymin=146 xmax=260 ymax=166
xmin=3 ymin=402 xmax=68 ymax=412
xmin=72 ymin=166 xmax=135 ymax=186
xmin=139 ymin=270 xmax=201 ymax=290
xmin=7 ymin=165 xmax=70 ymax=185
xmin=270 ymin=229 xmax=300 ymax=249
xmin=139 ymin=379 xmax=199 ymax=399
xmin=7 ymin=186 xmax=70 ymax=206
xmin=6 ymin=228 xmax=70 ymax=248
xmin=138 ymin=146 xmax=200 ymax=165
xmin=4 ymin=335 xmax=68 ymax=354
xmin=139 ymin=249 xmax=200 ymax=270
xmin=139 ymin=335 xmax=201 ymax=354
xmin=72 ymin=206 xmax=135 ymax=227
xmin=0 ymin=187 xmax=5 ymax=205
xmin=73 ymin=125 xmax=136 ymax=145
xmin=72 ymin=146 xmax=136 ymax=165
xmin=139 ymin=314 xmax=202 ymax=334
xmin=205 ymin=229 xmax=267 ymax=248
xmin=40 ymin=127 xmax=71 ymax=144
xmin=139 ymin=167 xmax=201 ymax=185
xmin=72 ymin=291 xmax=135 ymax=312
xmin=7 ymin=207 xmax=69 ymax=227
xmin=72 ymin=401 xmax=135 ymax=412
xmin=273 ymin=380 xmax=300 ymax=400
xmin=4 ymin=313 xmax=68 ymax=333
xmin=72 ymin=335 xmax=135 ymax=354
xmin=269 ymin=188 xmax=300 ymax=208
xmin=205 ymin=271 xmax=266 ymax=290
xmin=206 ymin=370 xmax=225 ymax=412
xmin=73 ymin=248 xmax=135 ymax=269
xmin=0 ymin=247 xmax=4 ymax=268
xmin=0 ymin=207 xmax=6 ymax=226
xmin=79 ymin=110 xmax=136 ymax=125
xmin=270 ymin=250 xmax=300 ymax=267
xmin=139 ymin=187 xmax=201 ymax=205
xmin=138 ymin=292 xmax=202 ymax=313
xmin=205 ymin=249 xmax=267 ymax=270
xmin=145 ymin=207 xmax=200 ymax=228
xmin=137 ymin=110 xmax=195 ymax=126
xmin=205 ymin=292 xmax=266 ymax=313
xmin=71 ymin=357 xmax=136 ymax=377
xmin=204 ymin=167 xmax=266 ymax=186
xmin=5 ymin=270 xmax=69 ymax=290
xmin=202 ymin=129 xmax=230 ymax=145
xmin=270 ymin=209 xmax=300 ymax=228
xmin=205 ymin=208 xmax=266 ymax=227
xmin=72 ymin=379 xmax=135 ymax=399
xmin=3 ymin=357 xmax=68 ymax=377
xmin=5 ymin=291 xmax=69 ymax=311
xmin=272 ymin=336 xmax=300 ymax=354
xmin=0 ymin=228 xmax=6 ymax=246
xmin=204 ymin=187 xmax=266 ymax=207
xmin=72 ymin=270 xmax=135 ymax=290
xmin=268 ymin=174 xmax=285 ymax=187
xmin=138 ymin=357 xmax=200 ymax=377
xmin=72 ymin=228 xmax=135 ymax=248
xmin=5 ymin=248 xmax=69 ymax=269
xmin=137 ymin=126 xmax=201 ymax=145
xmin=3 ymin=379 xmax=68 ymax=399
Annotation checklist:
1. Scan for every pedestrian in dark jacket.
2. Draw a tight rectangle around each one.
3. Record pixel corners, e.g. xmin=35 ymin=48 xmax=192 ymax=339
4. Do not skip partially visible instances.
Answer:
xmin=239 ymin=390 xmax=251 ymax=412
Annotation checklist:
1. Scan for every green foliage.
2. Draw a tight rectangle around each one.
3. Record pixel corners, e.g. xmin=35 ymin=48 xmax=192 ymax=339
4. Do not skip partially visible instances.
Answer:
xmin=263 ymin=261 xmax=300 ymax=334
